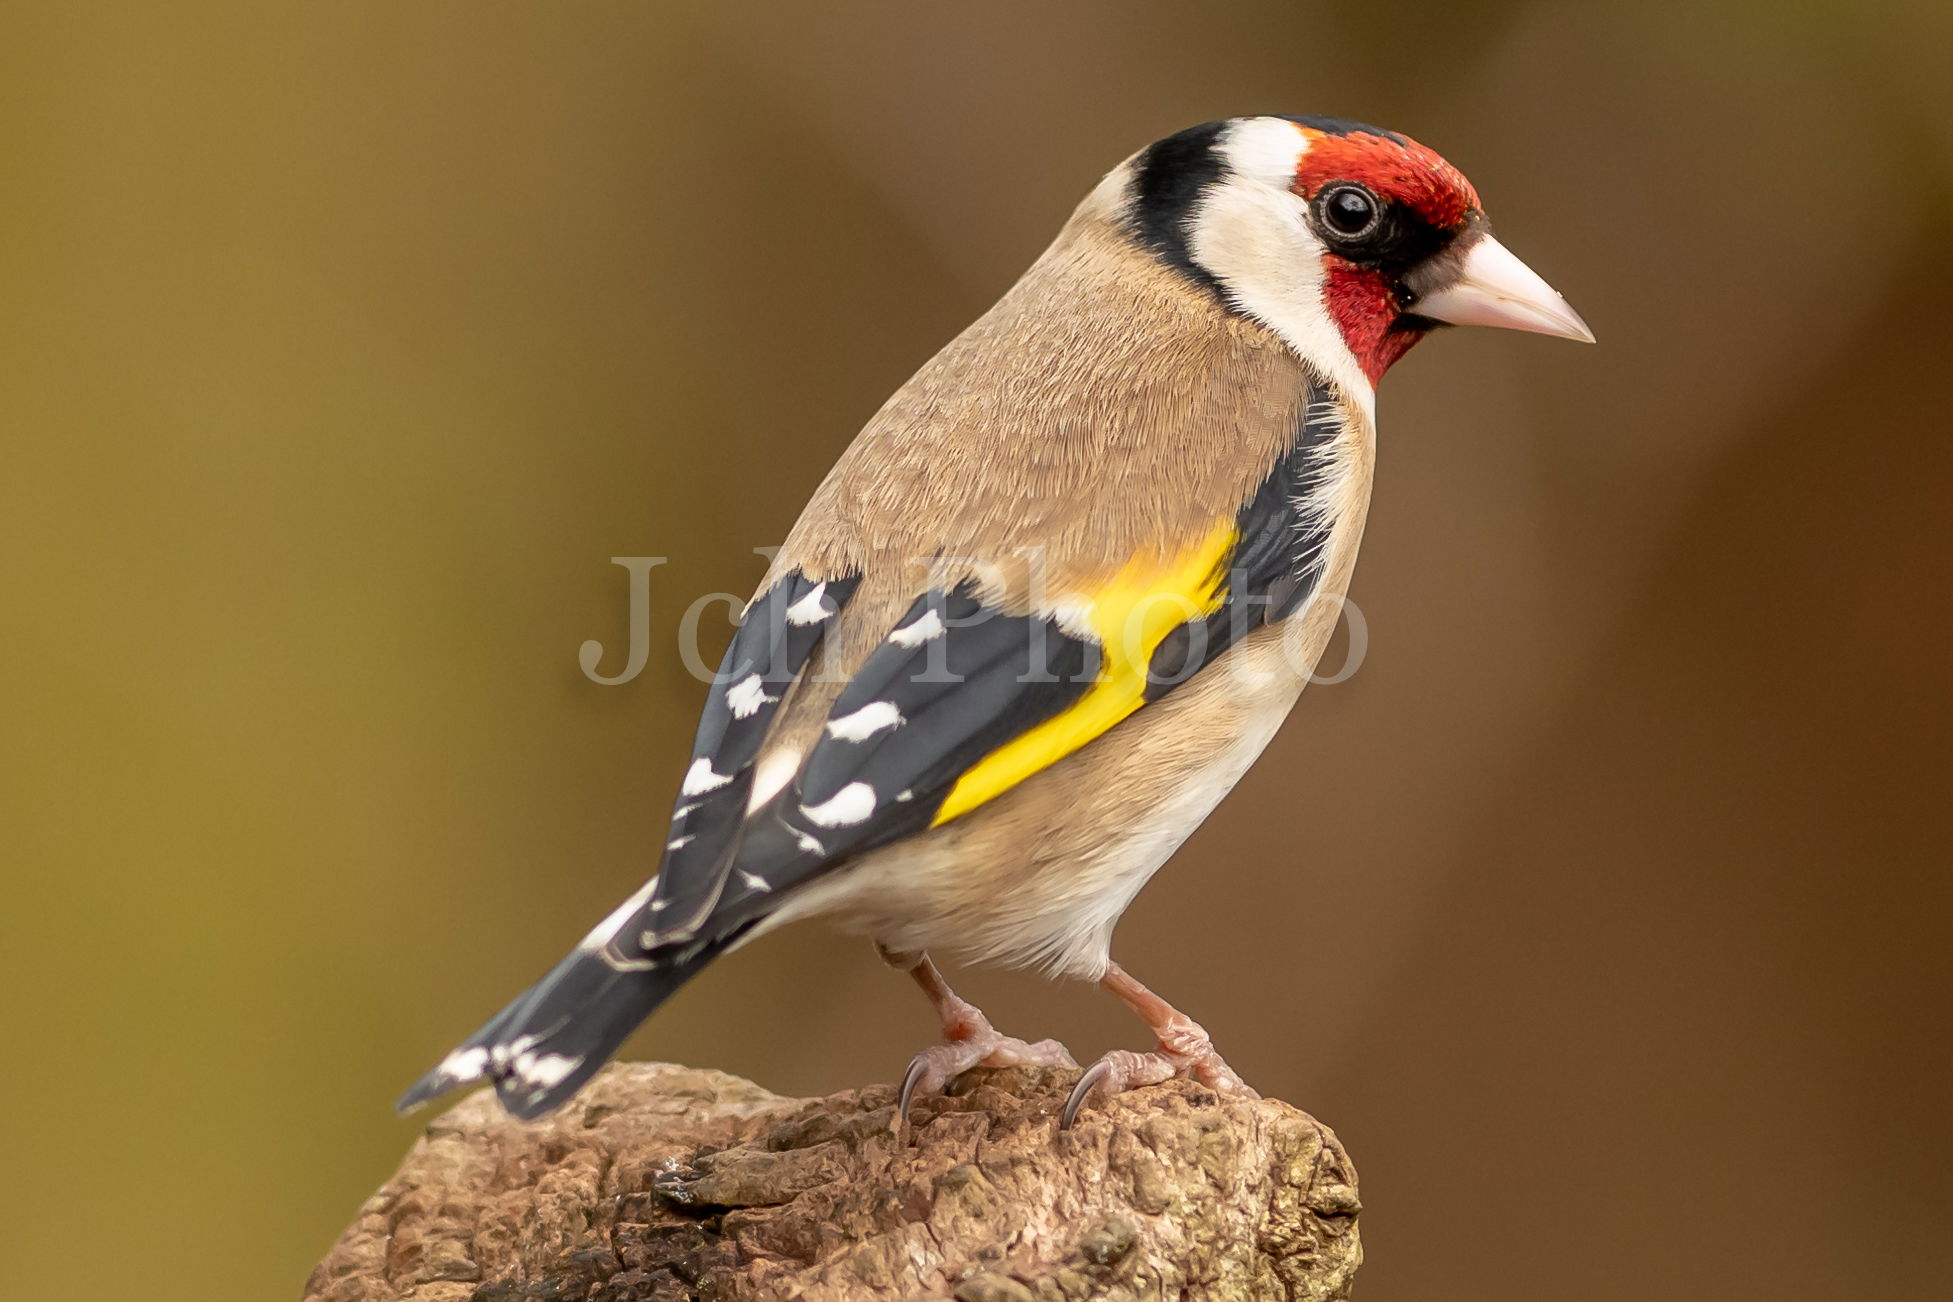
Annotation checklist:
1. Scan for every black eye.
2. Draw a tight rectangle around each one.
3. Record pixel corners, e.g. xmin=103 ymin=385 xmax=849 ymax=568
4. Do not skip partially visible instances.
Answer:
xmin=1317 ymin=183 xmax=1382 ymax=240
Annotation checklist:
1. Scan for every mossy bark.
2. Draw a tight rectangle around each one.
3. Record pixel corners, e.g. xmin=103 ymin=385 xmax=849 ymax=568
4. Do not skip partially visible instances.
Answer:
xmin=308 ymin=1063 xmax=1362 ymax=1301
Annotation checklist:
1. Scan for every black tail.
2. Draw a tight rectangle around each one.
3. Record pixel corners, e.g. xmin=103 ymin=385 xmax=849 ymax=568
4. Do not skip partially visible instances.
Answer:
xmin=396 ymin=938 xmax=723 ymax=1120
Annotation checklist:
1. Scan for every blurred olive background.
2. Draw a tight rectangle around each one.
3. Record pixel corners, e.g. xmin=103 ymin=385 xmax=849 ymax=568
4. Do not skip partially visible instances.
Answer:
xmin=4 ymin=2 xmax=1951 ymax=1299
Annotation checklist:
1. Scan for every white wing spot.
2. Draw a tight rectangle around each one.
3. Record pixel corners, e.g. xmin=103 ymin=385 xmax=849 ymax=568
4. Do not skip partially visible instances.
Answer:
xmin=681 ymin=757 xmax=733 ymax=796
xmin=794 ymin=830 xmax=825 ymax=855
xmin=802 ymin=781 xmax=877 ymax=827
xmin=666 ymin=835 xmax=693 ymax=851
xmin=724 ymin=673 xmax=775 ymax=719
xmin=889 ymin=608 xmax=945 ymax=646
xmin=825 ymin=700 xmax=904 ymax=741
xmin=784 ymin=582 xmax=831 ymax=626
xmin=736 ymin=870 xmax=773 ymax=894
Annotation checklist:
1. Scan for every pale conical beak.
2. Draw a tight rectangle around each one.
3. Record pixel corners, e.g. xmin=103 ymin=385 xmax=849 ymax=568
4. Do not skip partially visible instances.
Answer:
xmin=1411 ymin=235 xmax=1594 ymax=343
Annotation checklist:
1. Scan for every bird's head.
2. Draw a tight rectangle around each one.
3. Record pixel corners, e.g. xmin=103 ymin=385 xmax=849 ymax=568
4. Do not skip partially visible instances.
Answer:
xmin=1122 ymin=115 xmax=1592 ymax=396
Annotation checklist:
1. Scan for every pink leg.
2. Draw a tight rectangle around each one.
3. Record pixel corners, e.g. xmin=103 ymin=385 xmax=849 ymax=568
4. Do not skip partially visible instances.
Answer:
xmin=883 ymin=946 xmax=1075 ymax=1124
xmin=1061 ymin=962 xmax=1257 ymax=1128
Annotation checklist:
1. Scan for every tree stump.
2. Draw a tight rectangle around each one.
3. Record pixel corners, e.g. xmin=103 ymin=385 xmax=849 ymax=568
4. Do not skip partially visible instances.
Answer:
xmin=308 ymin=1063 xmax=1362 ymax=1301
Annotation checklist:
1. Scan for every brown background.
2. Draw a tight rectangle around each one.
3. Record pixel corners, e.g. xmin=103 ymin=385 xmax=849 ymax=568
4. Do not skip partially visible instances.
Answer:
xmin=4 ymin=3 xmax=1949 ymax=1298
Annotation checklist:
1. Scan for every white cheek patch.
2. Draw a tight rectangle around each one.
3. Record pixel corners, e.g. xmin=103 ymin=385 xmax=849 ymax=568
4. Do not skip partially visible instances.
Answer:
xmin=1221 ymin=116 xmax=1310 ymax=189
xmin=1187 ymin=172 xmax=1376 ymax=426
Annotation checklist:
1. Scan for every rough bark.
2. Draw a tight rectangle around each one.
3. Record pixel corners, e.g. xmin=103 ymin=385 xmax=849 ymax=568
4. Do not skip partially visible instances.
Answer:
xmin=308 ymin=1063 xmax=1361 ymax=1302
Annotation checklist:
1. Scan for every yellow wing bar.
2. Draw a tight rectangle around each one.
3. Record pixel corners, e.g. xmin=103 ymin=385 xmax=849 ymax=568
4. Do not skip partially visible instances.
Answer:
xmin=930 ymin=521 xmax=1237 ymax=826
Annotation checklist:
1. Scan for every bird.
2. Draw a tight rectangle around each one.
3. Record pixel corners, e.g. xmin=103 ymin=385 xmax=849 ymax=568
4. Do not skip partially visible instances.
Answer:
xmin=398 ymin=114 xmax=1592 ymax=1127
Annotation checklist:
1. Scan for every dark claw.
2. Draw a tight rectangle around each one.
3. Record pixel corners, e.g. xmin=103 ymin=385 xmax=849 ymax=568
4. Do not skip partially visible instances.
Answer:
xmin=898 ymin=1055 xmax=930 ymax=1138
xmin=1060 ymin=1058 xmax=1113 ymax=1130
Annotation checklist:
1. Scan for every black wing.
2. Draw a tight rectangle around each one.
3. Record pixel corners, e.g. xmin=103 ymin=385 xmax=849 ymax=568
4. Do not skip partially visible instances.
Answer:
xmin=628 ymin=570 xmax=861 ymax=947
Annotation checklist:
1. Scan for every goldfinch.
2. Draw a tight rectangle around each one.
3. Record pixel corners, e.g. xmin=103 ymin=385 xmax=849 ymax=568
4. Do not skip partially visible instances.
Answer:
xmin=399 ymin=115 xmax=1591 ymax=1125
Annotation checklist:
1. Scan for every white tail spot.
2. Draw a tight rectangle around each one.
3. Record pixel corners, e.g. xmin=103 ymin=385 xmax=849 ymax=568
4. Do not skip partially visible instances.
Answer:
xmin=437 ymin=1045 xmax=490 ymax=1083
xmin=513 ymin=1051 xmax=583 ymax=1088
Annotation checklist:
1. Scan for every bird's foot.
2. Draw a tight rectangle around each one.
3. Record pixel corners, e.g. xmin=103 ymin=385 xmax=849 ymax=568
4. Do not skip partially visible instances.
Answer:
xmin=1060 ymin=1013 xmax=1257 ymax=1129
xmin=899 ymin=1010 xmax=1076 ymax=1125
